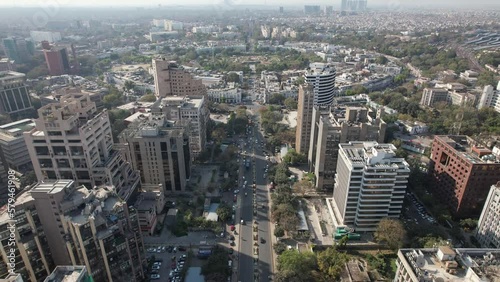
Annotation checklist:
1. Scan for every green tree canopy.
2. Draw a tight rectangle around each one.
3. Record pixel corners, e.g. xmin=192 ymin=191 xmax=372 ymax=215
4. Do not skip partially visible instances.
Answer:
xmin=277 ymin=250 xmax=317 ymax=282
xmin=317 ymin=246 xmax=350 ymax=281
xmin=216 ymin=203 xmax=232 ymax=222
xmin=139 ymin=94 xmax=156 ymax=102
xmin=284 ymin=97 xmax=298 ymax=110
xmin=374 ymin=218 xmax=406 ymax=251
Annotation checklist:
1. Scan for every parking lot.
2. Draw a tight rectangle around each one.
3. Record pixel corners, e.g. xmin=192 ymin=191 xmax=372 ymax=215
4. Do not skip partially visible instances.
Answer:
xmin=404 ymin=192 xmax=437 ymax=225
xmin=145 ymin=245 xmax=189 ymax=282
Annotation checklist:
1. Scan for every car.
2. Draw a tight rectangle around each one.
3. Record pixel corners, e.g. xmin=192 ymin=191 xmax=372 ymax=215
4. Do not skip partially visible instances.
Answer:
xmin=150 ymin=274 xmax=160 ymax=280
xmin=152 ymin=265 xmax=160 ymax=270
xmin=156 ymin=248 xmax=162 ymax=253
xmin=233 ymin=189 xmax=240 ymax=194
xmin=178 ymin=246 xmax=187 ymax=251
xmin=147 ymin=248 xmax=156 ymax=253
xmin=180 ymin=254 xmax=187 ymax=259
xmin=240 ymin=219 xmax=244 ymax=225
xmin=260 ymin=237 xmax=265 ymax=244
xmin=233 ymin=195 xmax=237 ymax=202
xmin=153 ymin=262 xmax=162 ymax=266
xmin=230 ymin=225 xmax=235 ymax=231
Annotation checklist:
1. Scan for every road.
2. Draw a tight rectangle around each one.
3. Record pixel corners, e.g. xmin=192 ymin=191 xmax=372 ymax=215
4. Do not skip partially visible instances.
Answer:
xmin=237 ymin=105 xmax=274 ymax=282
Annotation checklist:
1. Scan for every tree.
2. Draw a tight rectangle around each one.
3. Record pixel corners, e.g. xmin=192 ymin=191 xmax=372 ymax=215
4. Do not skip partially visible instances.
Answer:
xmin=375 ymin=55 xmax=389 ymax=65
xmin=273 ymin=242 xmax=287 ymax=255
xmin=284 ymin=97 xmax=298 ymax=110
xmin=274 ymin=225 xmax=285 ymax=238
xmin=20 ymin=171 xmax=37 ymax=189
xmin=374 ymin=218 xmax=406 ymax=250
xmin=476 ymin=71 xmax=497 ymax=87
xmin=211 ymin=127 xmax=227 ymax=144
xmin=317 ymin=246 xmax=350 ymax=281
xmin=269 ymin=93 xmax=286 ymax=105
xmin=283 ymin=149 xmax=306 ymax=165
xmin=226 ymin=72 xmax=241 ymax=83
xmin=124 ymin=80 xmax=135 ymax=90
xmin=205 ymin=273 xmax=228 ymax=282
xmin=216 ymin=203 xmax=232 ymax=222
xmin=201 ymin=247 xmax=230 ymax=277
xmin=293 ymin=179 xmax=313 ymax=196
xmin=459 ymin=218 xmax=478 ymax=231
xmin=139 ymin=94 xmax=156 ymax=102
xmin=293 ymin=77 xmax=305 ymax=86
xmin=277 ymin=250 xmax=317 ymax=281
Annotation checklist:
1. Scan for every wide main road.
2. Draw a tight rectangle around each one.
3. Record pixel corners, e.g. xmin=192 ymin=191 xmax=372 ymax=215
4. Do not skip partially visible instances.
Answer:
xmin=238 ymin=111 xmax=273 ymax=282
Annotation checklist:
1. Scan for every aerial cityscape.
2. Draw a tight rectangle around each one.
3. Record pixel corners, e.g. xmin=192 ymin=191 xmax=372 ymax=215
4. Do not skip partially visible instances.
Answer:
xmin=0 ymin=1 xmax=500 ymax=282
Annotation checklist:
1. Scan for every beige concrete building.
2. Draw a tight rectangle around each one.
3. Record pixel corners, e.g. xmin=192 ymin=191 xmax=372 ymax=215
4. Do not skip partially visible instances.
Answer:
xmin=295 ymin=84 xmax=314 ymax=154
xmin=394 ymin=248 xmax=500 ymax=282
xmin=23 ymin=93 xmax=140 ymax=202
xmin=332 ymin=142 xmax=409 ymax=231
xmin=119 ymin=112 xmax=191 ymax=193
xmin=420 ymin=88 xmax=449 ymax=107
xmin=151 ymin=96 xmax=208 ymax=156
xmin=0 ymin=119 xmax=36 ymax=171
xmin=41 ymin=87 xmax=106 ymax=109
xmin=152 ymin=59 xmax=206 ymax=98
xmin=308 ymin=106 xmax=386 ymax=191
xmin=43 ymin=266 xmax=89 ymax=282
xmin=0 ymin=189 xmax=55 ymax=282
xmin=14 ymin=180 xmax=145 ymax=282
xmin=0 ymin=71 xmax=33 ymax=119
xmin=476 ymin=183 xmax=500 ymax=248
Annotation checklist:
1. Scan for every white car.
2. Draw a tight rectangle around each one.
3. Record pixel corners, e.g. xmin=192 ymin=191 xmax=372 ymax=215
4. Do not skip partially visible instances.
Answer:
xmin=233 ymin=190 xmax=240 ymax=194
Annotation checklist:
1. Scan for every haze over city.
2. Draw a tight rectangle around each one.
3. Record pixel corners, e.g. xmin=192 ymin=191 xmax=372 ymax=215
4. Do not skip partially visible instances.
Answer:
xmin=0 ymin=1 xmax=499 ymax=282
xmin=2 ymin=0 xmax=500 ymax=8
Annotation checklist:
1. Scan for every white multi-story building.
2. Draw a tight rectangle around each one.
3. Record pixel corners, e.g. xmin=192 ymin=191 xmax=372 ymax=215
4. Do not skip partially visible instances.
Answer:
xmin=332 ymin=141 xmax=410 ymax=231
xmin=29 ymin=31 xmax=61 ymax=43
xmin=478 ymin=82 xmax=500 ymax=113
xmin=24 ymin=93 xmax=140 ymax=201
xmin=394 ymin=247 xmax=500 ymax=282
xmin=165 ymin=20 xmax=183 ymax=31
xmin=305 ymin=63 xmax=337 ymax=106
xmin=207 ymin=87 xmax=242 ymax=104
xmin=476 ymin=183 xmax=500 ymax=248
xmin=0 ymin=119 xmax=36 ymax=171
xmin=192 ymin=26 xmax=215 ymax=34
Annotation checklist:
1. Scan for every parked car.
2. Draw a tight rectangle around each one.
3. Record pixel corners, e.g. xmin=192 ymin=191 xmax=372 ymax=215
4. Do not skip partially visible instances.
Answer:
xmin=150 ymin=274 xmax=160 ymax=280
xmin=152 ymin=265 xmax=160 ymax=270
xmin=178 ymin=246 xmax=187 ymax=252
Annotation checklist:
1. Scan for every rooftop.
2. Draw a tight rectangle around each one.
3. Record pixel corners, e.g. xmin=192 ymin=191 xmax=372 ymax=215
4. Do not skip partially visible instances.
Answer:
xmin=0 ymin=118 xmax=36 ymax=139
xmin=399 ymin=248 xmax=500 ymax=282
xmin=30 ymin=180 xmax=75 ymax=195
xmin=435 ymin=135 xmax=500 ymax=165
xmin=44 ymin=266 xmax=87 ymax=282
xmin=0 ymin=71 xmax=25 ymax=83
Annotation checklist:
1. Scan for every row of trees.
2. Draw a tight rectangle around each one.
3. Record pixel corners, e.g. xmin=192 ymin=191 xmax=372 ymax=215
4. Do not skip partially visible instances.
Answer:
xmin=269 ymin=162 xmax=300 ymax=234
xmin=275 ymin=246 xmax=350 ymax=282
xmin=268 ymin=93 xmax=298 ymax=110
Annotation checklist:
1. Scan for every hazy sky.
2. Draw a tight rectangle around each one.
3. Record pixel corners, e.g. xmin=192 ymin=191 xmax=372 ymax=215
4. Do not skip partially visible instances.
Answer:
xmin=2 ymin=0 xmax=500 ymax=7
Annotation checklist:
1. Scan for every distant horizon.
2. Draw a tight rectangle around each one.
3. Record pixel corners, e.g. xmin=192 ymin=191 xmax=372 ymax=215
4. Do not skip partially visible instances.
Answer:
xmin=1 ymin=0 xmax=500 ymax=8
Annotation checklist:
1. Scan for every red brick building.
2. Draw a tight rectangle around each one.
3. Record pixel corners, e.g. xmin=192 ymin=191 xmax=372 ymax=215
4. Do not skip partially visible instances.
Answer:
xmin=429 ymin=135 xmax=500 ymax=217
